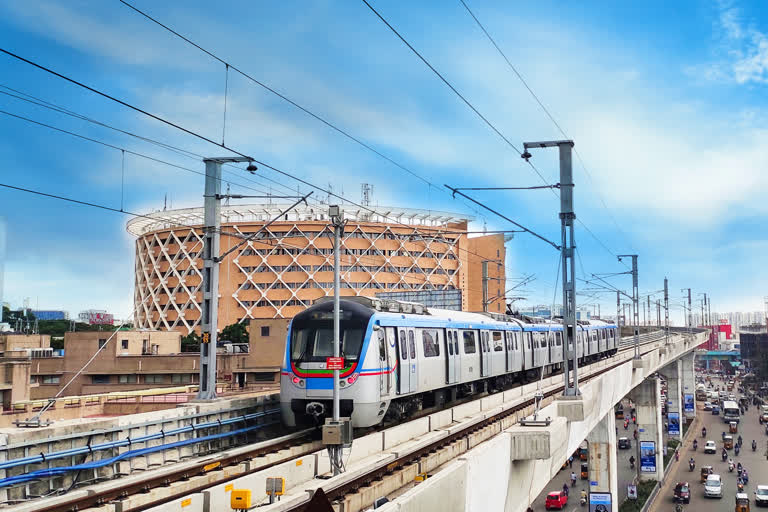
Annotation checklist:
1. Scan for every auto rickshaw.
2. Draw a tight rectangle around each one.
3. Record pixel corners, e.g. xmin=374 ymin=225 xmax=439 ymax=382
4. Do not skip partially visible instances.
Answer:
xmin=579 ymin=446 xmax=588 ymax=461
xmin=725 ymin=435 xmax=734 ymax=449
xmin=735 ymin=492 xmax=750 ymax=512
xmin=730 ymin=421 xmax=739 ymax=434
xmin=701 ymin=466 xmax=713 ymax=483
xmin=580 ymin=462 xmax=588 ymax=479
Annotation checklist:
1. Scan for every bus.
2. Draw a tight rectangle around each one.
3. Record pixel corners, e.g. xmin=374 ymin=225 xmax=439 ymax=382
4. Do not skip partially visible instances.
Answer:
xmin=696 ymin=384 xmax=708 ymax=401
xmin=722 ymin=400 xmax=740 ymax=423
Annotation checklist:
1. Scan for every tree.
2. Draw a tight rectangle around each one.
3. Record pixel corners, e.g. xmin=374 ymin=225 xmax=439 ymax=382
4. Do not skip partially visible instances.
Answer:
xmin=220 ymin=322 xmax=248 ymax=344
xmin=181 ymin=332 xmax=201 ymax=352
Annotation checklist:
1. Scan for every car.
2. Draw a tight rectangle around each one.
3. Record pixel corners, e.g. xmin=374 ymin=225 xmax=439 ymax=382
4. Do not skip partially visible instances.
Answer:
xmin=704 ymin=440 xmax=717 ymax=454
xmin=704 ymin=474 xmax=723 ymax=498
xmin=673 ymin=482 xmax=690 ymax=503
xmin=756 ymin=485 xmax=768 ymax=506
xmin=712 ymin=405 xmax=720 ymax=415
xmin=618 ymin=437 xmax=631 ymax=449
xmin=545 ymin=491 xmax=568 ymax=510
xmin=704 ymin=402 xmax=712 ymax=411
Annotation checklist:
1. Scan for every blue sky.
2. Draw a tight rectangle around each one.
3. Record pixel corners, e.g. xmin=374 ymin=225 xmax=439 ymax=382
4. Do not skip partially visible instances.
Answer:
xmin=1 ymin=0 xmax=767 ymax=324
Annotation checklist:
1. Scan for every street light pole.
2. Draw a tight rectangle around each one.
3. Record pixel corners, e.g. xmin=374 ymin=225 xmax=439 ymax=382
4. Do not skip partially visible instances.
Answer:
xmin=522 ymin=139 xmax=578 ymax=395
xmin=618 ymin=255 xmax=639 ymax=358
xmin=197 ymin=156 xmax=255 ymax=401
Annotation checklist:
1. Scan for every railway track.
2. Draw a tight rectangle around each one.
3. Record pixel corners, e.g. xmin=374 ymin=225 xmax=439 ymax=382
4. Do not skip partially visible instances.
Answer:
xmin=24 ymin=331 xmax=673 ymax=512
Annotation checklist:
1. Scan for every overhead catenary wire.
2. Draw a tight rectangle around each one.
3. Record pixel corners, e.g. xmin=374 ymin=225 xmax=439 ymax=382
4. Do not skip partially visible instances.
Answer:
xmin=458 ymin=0 xmax=636 ymax=255
xmin=0 ymin=48 xmax=515 ymax=275
xmin=0 ymin=84 xmax=326 ymax=206
xmin=115 ymin=0 xmax=487 ymax=219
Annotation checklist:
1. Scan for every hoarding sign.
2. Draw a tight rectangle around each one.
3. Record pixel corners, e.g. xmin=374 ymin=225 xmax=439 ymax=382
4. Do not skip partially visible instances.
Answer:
xmin=640 ymin=441 xmax=656 ymax=473
xmin=668 ymin=412 xmax=680 ymax=436
xmin=684 ymin=394 xmax=695 ymax=413
xmin=627 ymin=485 xmax=637 ymax=500
xmin=589 ymin=492 xmax=612 ymax=512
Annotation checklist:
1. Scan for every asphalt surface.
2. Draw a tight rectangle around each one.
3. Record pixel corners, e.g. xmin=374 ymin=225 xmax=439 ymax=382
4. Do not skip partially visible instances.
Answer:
xmin=528 ymin=398 xmax=671 ymax=511
xmin=649 ymin=376 xmax=766 ymax=512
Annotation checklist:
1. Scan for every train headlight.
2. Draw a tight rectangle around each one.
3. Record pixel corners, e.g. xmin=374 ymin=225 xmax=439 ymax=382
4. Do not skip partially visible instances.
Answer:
xmin=292 ymin=376 xmax=300 ymax=384
xmin=347 ymin=373 xmax=359 ymax=385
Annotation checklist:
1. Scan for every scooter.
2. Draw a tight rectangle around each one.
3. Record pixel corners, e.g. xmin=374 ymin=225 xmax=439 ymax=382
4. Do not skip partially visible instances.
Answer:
xmin=729 ymin=461 xmax=735 ymax=472
xmin=579 ymin=493 xmax=587 ymax=507
xmin=693 ymin=440 xmax=698 ymax=451
xmin=688 ymin=461 xmax=695 ymax=471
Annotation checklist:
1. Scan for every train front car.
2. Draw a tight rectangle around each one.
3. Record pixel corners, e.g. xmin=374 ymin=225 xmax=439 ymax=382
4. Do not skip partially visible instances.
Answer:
xmin=280 ymin=299 xmax=386 ymax=429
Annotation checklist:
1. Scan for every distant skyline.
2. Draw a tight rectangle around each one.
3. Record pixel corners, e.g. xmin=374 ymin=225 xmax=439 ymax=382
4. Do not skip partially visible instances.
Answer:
xmin=1 ymin=1 xmax=768 ymax=325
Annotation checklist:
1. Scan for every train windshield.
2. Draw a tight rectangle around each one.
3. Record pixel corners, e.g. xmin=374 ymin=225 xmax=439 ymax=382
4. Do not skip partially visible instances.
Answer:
xmin=290 ymin=323 xmax=365 ymax=362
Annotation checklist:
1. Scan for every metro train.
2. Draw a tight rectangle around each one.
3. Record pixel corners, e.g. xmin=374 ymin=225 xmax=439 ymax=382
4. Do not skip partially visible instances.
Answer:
xmin=280 ymin=297 xmax=619 ymax=428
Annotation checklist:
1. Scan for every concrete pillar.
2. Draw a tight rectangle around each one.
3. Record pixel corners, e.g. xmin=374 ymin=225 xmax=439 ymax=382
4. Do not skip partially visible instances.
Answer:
xmin=630 ymin=377 xmax=663 ymax=481
xmin=680 ymin=353 xmax=697 ymax=421
xmin=587 ymin=410 xmax=618 ymax=503
xmin=663 ymin=359 xmax=682 ymax=442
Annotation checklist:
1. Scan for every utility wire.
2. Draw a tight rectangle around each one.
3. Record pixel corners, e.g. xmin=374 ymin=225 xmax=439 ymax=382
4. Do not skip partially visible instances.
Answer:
xmin=0 ymin=85 xmax=325 ymax=207
xmin=458 ymin=0 xmax=635 ymax=255
xmin=0 ymin=48 xmax=514 ymax=274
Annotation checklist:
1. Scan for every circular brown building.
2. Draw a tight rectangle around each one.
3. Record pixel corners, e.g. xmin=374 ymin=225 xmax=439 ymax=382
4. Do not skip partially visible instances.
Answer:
xmin=128 ymin=203 xmax=506 ymax=333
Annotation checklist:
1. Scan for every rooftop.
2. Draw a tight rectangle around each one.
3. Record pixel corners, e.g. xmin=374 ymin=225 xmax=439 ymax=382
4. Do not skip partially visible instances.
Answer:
xmin=127 ymin=203 xmax=472 ymax=236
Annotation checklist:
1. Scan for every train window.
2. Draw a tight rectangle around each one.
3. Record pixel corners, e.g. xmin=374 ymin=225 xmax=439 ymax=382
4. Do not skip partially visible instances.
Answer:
xmin=526 ymin=333 xmax=531 ymax=349
xmin=557 ymin=332 xmax=563 ymax=346
xmin=408 ymin=331 xmax=416 ymax=359
xmin=454 ymin=335 xmax=459 ymax=354
xmin=448 ymin=332 xmax=454 ymax=355
xmin=399 ymin=330 xmax=407 ymax=359
xmin=462 ymin=331 xmax=476 ymax=354
xmin=492 ymin=331 xmax=503 ymax=352
xmin=422 ymin=330 xmax=440 ymax=358
xmin=514 ymin=332 xmax=519 ymax=350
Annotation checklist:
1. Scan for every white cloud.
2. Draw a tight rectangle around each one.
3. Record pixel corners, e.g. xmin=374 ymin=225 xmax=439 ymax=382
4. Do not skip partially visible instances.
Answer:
xmin=695 ymin=1 xmax=768 ymax=84
xmin=0 ymin=0 xmax=205 ymax=70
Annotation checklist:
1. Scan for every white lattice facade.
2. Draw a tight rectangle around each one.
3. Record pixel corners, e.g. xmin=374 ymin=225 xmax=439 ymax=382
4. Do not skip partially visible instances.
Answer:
xmin=128 ymin=204 xmax=505 ymax=333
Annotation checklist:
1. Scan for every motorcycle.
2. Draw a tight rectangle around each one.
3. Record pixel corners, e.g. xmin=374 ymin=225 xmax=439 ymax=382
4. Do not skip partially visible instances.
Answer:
xmin=693 ymin=440 xmax=698 ymax=451
xmin=579 ymin=493 xmax=587 ymax=507
xmin=729 ymin=461 xmax=735 ymax=472
xmin=689 ymin=461 xmax=695 ymax=471
xmin=722 ymin=451 xmax=728 ymax=462
xmin=753 ymin=440 xmax=757 ymax=451
xmin=735 ymin=444 xmax=741 ymax=456
xmin=702 ymin=428 xmax=707 ymax=438
xmin=738 ymin=480 xmax=745 ymax=493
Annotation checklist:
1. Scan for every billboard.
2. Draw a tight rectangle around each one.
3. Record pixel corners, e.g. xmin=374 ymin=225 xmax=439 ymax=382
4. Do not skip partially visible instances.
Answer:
xmin=589 ymin=492 xmax=612 ymax=512
xmin=640 ymin=441 xmax=656 ymax=473
xmin=79 ymin=310 xmax=114 ymax=325
xmin=668 ymin=412 xmax=680 ymax=436
xmin=684 ymin=394 xmax=695 ymax=413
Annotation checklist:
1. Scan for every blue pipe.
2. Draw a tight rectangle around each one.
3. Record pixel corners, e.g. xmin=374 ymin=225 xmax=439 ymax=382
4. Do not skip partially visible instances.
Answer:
xmin=0 ymin=408 xmax=279 ymax=471
xmin=0 ymin=422 xmax=279 ymax=488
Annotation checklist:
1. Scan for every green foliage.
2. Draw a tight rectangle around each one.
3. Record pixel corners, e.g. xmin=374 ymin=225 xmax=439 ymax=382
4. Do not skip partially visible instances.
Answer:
xmin=618 ymin=480 xmax=657 ymax=512
xmin=36 ymin=320 xmax=101 ymax=336
xmin=181 ymin=332 xmax=201 ymax=352
xmin=220 ymin=322 xmax=248 ymax=344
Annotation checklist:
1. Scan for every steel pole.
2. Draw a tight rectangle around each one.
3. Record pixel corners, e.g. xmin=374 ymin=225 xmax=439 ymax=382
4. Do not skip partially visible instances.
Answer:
xmin=664 ymin=277 xmax=669 ymax=344
xmin=482 ymin=261 xmax=489 ymax=313
xmin=332 ymin=222 xmax=341 ymax=422
xmin=197 ymin=159 xmax=222 ymax=400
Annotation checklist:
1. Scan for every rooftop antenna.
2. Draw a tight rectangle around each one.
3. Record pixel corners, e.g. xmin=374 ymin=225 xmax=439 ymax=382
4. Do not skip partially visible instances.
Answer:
xmin=163 ymin=193 xmax=167 ymax=211
xmin=361 ymin=183 xmax=374 ymax=206
xmin=225 ymin=183 xmax=231 ymax=206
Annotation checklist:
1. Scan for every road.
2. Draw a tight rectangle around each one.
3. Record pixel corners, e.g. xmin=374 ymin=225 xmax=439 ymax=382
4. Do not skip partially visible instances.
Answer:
xmin=649 ymin=375 xmax=765 ymax=512
xmin=527 ymin=398 xmax=671 ymax=511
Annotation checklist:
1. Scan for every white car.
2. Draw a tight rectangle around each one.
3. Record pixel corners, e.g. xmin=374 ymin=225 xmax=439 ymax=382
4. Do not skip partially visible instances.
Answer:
xmin=756 ymin=485 xmax=768 ymax=506
xmin=703 ymin=402 xmax=712 ymax=411
xmin=705 ymin=474 xmax=723 ymax=498
xmin=704 ymin=440 xmax=717 ymax=454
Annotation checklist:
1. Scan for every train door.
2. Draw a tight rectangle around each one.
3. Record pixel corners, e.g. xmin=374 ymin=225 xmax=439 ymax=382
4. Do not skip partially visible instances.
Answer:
xmin=384 ymin=328 xmax=397 ymax=396
xmin=445 ymin=329 xmax=460 ymax=384
xmin=407 ymin=329 xmax=418 ymax=392
xmin=480 ymin=330 xmax=491 ymax=377
xmin=522 ymin=331 xmax=533 ymax=370
xmin=397 ymin=329 xmax=410 ymax=394
xmin=505 ymin=331 xmax=514 ymax=372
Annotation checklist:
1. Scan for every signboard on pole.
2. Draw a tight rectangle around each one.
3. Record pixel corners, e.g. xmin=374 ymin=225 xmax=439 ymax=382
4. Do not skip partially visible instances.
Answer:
xmin=326 ymin=357 xmax=345 ymax=370
xmin=627 ymin=485 xmax=637 ymax=500
xmin=668 ymin=412 xmax=680 ymax=435
xmin=640 ymin=441 xmax=656 ymax=473
xmin=684 ymin=394 xmax=695 ymax=413
xmin=589 ymin=492 xmax=612 ymax=512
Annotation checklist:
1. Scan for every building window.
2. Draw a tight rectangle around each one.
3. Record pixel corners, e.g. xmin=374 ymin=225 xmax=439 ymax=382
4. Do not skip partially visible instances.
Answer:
xmin=30 ymin=375 xmax=38 ymax=384
xmin=41 ymin=375 xmax=60 ymax=384
xmin=121 ymin=339 xmax=129 ymax=350
xmin=118 ymin=375 xmax=137 ymax=384
xmin=261 ymin=326 xmax=270 ymax=337
xmin=98 ymin=338 xmax=107 ymax=349
xmin=171 ymin=374 xmax=190 ymax=384
xmin=144 ymin=374 xmax=165 ymax=384
xmin=91 ymin=375 xmax=110 ymax=384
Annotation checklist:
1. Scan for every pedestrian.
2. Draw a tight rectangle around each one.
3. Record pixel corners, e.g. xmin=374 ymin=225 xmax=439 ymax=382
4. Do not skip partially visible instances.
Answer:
xmin=675 ymin=449 xmax=679 ymax=461
xmin=633 ymin=415 xmax=637 ymax=425
xmin=570 ymin=472 xmax=577 ymax=487
xmin=569 ymin=456 xmax=573 ymax=468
